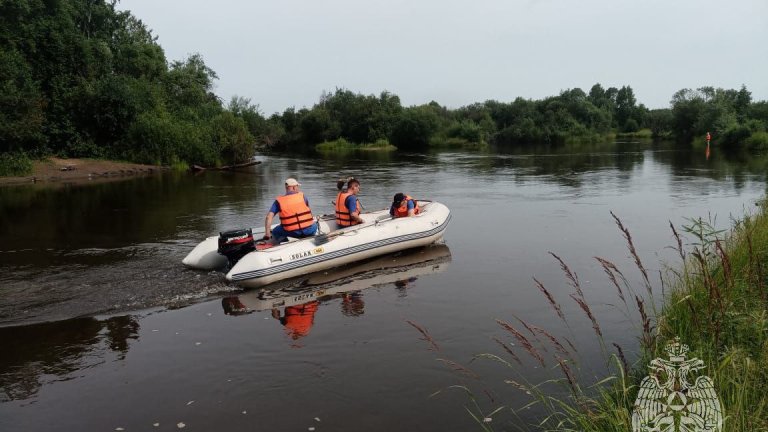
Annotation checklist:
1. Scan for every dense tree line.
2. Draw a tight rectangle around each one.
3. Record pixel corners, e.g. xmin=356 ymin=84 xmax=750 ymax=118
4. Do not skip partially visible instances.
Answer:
xmin=669 ymin=86 xmax=768 ymax=149
xmin=256 ymin=84 xmax=767 ymax=152
xmin=0 ymin=0 xmax=252 ymax=167
xmin=2 ymin=0 xmax=767 ymax=174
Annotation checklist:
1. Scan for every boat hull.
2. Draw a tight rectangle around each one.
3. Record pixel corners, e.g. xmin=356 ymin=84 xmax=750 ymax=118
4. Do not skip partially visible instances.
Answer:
xmin=227 ymin=202 xmax=451 ymax=288
xmin=181 ymin=201 xmax=451 ymax=288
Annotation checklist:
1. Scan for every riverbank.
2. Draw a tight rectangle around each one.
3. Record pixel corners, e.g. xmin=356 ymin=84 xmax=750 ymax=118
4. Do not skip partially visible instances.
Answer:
xmin=540 ymin=200 xmax=768 ymax=430
xmin=0 ymin=157 xmax=165 ymax=186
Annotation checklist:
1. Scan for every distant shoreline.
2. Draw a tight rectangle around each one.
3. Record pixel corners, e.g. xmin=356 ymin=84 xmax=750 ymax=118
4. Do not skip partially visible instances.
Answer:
xmin=0 ymin=158 xmax=165 ymax=187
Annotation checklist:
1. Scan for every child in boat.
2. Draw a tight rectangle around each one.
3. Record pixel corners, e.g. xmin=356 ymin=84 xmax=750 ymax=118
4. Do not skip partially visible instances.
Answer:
xmin=390 ymin=193 xmax=420 ymax=218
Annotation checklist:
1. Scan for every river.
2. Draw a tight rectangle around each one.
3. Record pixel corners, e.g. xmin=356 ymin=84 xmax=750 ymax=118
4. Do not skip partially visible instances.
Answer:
xmin=1 ymin=141 xmax=766 ymax=431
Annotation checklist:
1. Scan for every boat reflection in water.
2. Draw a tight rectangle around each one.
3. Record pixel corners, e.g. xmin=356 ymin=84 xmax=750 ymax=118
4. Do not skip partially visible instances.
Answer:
xmin=221 ymin=244 xmax=451 ymax=339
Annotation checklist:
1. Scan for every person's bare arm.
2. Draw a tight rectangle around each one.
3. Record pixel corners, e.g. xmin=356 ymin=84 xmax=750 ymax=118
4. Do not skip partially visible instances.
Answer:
xmin=351 ymin=199 xmax=363 ymax=223
xmin=264 ymin=212 xmax=275 ymax=239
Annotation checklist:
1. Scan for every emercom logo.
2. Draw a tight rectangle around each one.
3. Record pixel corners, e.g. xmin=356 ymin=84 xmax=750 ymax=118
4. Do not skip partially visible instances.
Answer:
xmin=632 ymin=337 xmax=723 ymax=432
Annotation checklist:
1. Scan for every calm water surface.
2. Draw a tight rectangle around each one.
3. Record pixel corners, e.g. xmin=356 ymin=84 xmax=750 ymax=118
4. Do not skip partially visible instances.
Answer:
xmin=1 ymin=142 xmax=766 ymax=431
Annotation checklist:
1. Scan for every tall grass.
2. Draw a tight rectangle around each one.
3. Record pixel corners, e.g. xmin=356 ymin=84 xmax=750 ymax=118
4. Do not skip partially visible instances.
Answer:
xmin=315 ymin=138 xmax=397 ymax=152
xmin=414 ymin=200 xmax=768 ymax=430
xmin=615 ymin=129 xmax=653 ymax=140
xmin=527 ymin=205 xmax=768 ymax=430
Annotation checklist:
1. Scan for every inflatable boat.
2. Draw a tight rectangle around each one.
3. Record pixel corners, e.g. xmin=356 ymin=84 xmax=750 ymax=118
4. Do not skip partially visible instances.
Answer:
xmin=221 ymin=244 xmax=451 ymax=314
xmin=182 ymin=201 xmax=451 ymax=288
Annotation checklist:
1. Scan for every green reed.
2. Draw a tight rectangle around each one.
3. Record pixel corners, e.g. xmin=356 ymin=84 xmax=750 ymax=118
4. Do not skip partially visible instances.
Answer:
xmin=416 ymin=200 xmax=768 ymax=430
xmin=522 ymin=203 xmax=768 ymax=430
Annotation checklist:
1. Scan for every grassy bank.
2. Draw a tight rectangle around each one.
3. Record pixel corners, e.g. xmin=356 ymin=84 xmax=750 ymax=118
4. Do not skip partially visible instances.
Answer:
xmin=615 ymin=128 xmax=653 ymax=140
xmin=503 ymin=202 xmax=768 ymax=430
xmin=315 ymin=138 xmax=397 ymax=152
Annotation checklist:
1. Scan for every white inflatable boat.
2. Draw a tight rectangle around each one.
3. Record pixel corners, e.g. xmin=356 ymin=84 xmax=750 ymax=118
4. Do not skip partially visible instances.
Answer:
xmin=182 ymin=201 xmax=451 ymax=288
xmin=221 ymin=244 xmax=451 ymax=314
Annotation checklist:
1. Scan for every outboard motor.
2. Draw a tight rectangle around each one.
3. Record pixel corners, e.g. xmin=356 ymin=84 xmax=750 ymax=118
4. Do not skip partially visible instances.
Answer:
xmin=218 ymin=228 xmax=256 ymax=266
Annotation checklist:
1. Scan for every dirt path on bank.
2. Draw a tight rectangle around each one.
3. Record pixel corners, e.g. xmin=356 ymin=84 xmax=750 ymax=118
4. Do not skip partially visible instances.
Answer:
xmin=0 ymin=158 xmax=166 ymax=186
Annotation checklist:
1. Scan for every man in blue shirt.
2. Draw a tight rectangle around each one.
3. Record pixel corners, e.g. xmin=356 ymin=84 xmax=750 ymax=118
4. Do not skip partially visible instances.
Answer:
xmin=335 ymin=178 xmax=363 ymax=226
xmin=263 ymin=178 xmax=318 ymax=242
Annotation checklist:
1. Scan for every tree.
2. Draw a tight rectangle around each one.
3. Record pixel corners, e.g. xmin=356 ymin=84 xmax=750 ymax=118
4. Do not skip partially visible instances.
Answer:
xmin=390 ymin=106 xmax=439 ymax=149
xmin=0 ymin=48 xmax=46 ymax=152
xmin=670 ymin=88 xmax=706 ymax=140
xmin=734 ymin=85 xmax=752 ymax=121
xmin=615 ymin=86 xmax=637 ymax=130
xmin=209 ymin=112 xmax=254 ymax=165
xmin=645 ymin=109 xmax=673 ymax=139
xmin=165 ymin=53 xmax=219 ymax=112
xmin=588 ymin=83 xmax=605 ymax=105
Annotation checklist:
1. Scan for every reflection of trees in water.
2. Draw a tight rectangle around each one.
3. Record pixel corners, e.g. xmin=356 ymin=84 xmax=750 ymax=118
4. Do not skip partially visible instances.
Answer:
xmin=0 ymin=315 xmax=139 ymax=401
xmin=0 ymin=172 xmax=266 ymax=267
xmin=448 ymin=141 xmax=768 ymax=191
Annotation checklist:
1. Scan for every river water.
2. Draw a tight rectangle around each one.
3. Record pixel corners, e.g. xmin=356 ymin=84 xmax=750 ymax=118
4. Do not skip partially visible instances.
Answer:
xmin=1 ymin=141 xmax=766 ymax=431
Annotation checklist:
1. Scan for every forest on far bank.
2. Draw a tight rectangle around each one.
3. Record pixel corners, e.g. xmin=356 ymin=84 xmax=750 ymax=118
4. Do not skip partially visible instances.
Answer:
xmin=2 ymin=0 xmax=768 ymax=175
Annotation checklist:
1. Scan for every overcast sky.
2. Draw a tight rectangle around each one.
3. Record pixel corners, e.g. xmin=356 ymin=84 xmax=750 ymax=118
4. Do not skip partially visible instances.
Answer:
xmin=119 ymin=0 xmax=768 ymax=115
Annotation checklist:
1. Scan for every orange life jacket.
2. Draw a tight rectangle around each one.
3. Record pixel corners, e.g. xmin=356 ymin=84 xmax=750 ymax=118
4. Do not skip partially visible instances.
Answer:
xmin=282 ymin=302 xmax=318 ymax=339
xmin=335 ymin=192 xmax=361 ymax=226
xmin=276 ymin=192 xmax=314 ymax=232
xmin=393 ymin=195 xmax=420 ymax=218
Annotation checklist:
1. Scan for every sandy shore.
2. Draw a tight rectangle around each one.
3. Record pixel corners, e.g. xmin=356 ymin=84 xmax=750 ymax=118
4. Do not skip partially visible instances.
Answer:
xmin=0 ymin=157 xmax=166 ymax=186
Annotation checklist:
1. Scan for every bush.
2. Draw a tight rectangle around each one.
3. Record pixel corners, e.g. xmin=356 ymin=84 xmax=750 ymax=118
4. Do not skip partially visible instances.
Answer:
xmin=746 ymin=131 xmax=768 ymax=150
xmin=0 ymin=152 xmax=33 ymax=176
xmin=447 ymin=120 xmax=483 ymax=143
xmin=616 ymin=128 xmax=653 ymax=139
xmin=621 ymin=118 xmax=639 ymax=133
xmin=363 ymin=139 xmax=396 ymax=151
xmin=124 ymin=112 xmax=186 ymax=165
xmin=316 ymin=138 xmax=354 ymax=151
xmin=720 ymin=124 xmax=753 ymax=149
xmin=209 ymin=112 xmax=254 ymax=165
xmin=390 ymin=106 xmax=440 ymax=150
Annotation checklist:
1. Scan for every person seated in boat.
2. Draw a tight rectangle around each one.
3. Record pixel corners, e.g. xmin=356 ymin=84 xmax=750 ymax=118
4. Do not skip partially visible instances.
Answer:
xmin=263 ymin=178 xmax=318 ymax=242
xmin=389 ymin=193 xmax=420 ymax=218
xmin=335 ymin=178 xmax=363 ymax=227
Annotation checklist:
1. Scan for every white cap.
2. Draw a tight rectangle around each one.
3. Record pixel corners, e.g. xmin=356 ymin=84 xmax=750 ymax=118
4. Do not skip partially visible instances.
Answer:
xmin=285 ymin=178 xmax=301 ymax=186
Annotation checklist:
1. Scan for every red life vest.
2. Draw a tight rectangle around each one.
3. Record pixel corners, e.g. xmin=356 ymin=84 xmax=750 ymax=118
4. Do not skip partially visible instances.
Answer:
xmin=335 ymin=192 xmax=361 ymax=226
xmin=282 ymin=301 xmax=318 ymax=339
xmin=276 ymin=192 xmax=314 ymax=231
xmin=393 ymin=195 xmax=420 ymax=218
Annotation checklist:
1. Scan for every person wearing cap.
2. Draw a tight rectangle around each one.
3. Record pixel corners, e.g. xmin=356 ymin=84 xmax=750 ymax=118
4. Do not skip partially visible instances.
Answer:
xmin=389 ymin=193 xmax=420 ymax=218
xmin=263 ymin=178 xmax=318 ymax=242
xmin=335 ymin=178 xmax=363 ymax=227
